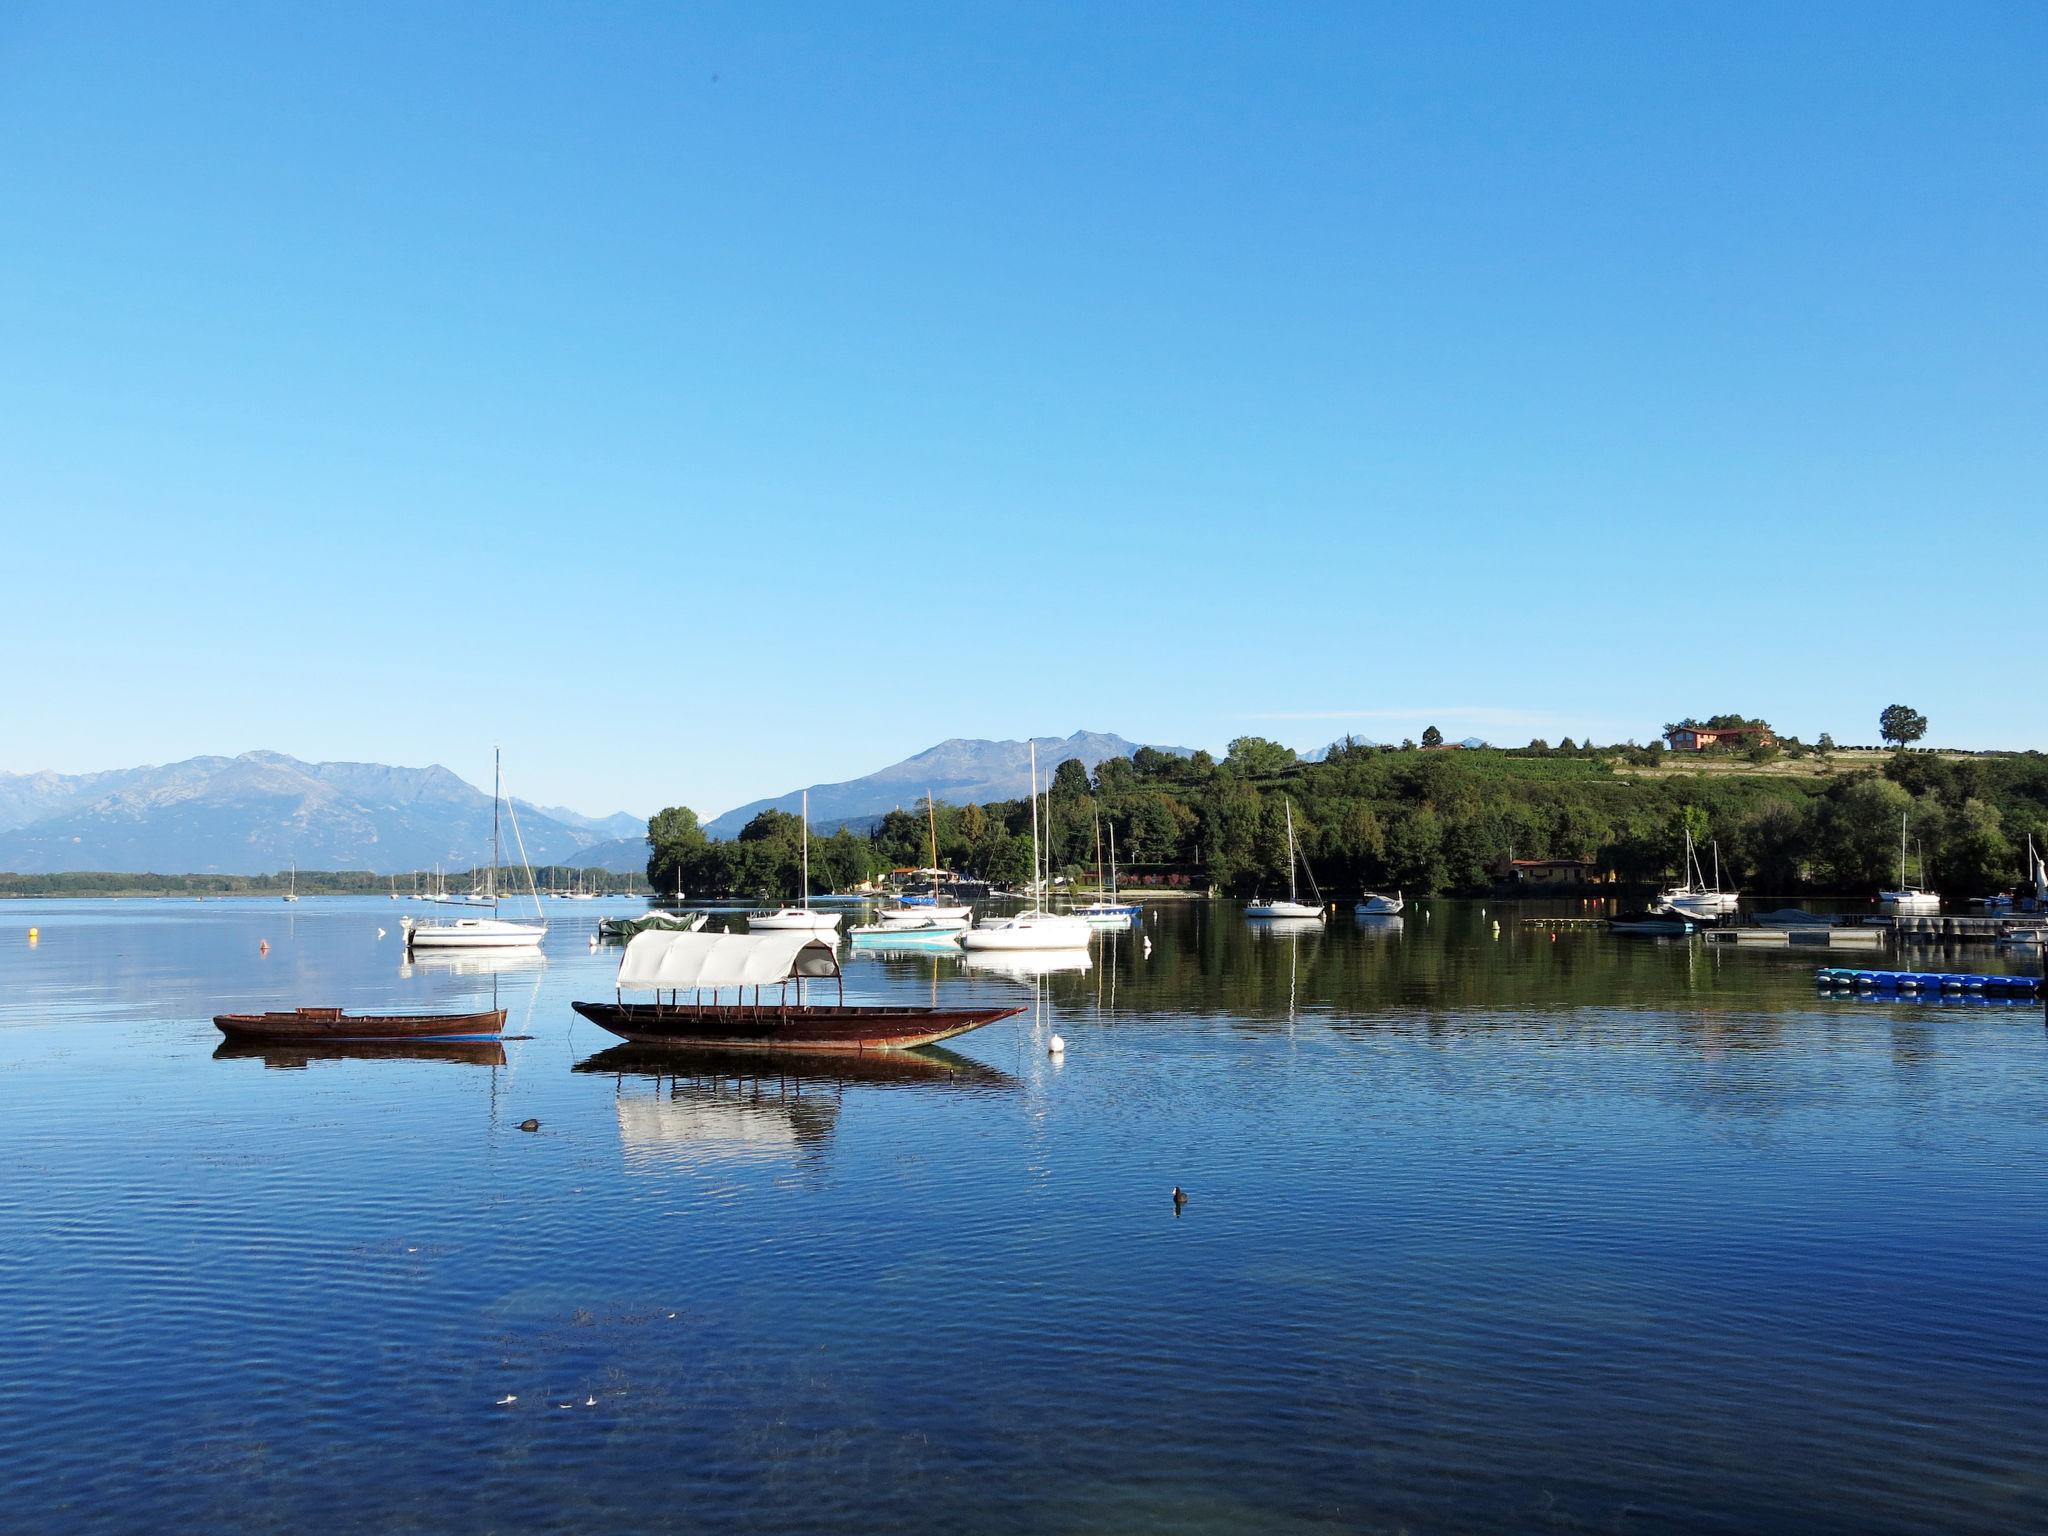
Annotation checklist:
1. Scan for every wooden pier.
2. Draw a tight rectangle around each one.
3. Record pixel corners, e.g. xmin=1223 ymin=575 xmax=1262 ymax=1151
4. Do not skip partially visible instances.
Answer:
xmin=1887 ymin=914 xmax=2039 ymax=945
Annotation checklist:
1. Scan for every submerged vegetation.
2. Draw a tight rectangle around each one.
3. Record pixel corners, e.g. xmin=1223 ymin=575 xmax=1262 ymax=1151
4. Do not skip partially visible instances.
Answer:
xmin=647 ymin=739 xmax=2048 ymax=901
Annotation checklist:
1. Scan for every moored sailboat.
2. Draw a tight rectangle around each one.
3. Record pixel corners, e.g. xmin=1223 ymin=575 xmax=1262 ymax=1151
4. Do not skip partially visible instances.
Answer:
xmin=749 ymin=790 xmax=843 ymax=935
xmin=961 ymin=743 xmax=1091 ymax=951
xmin=1246 ymin=800 xmax=1325 ymax=921
xmin=405 ymin=749 xmax=547 ymax=951
xmin=1879 ymin=813 xmax=1940 ymax=913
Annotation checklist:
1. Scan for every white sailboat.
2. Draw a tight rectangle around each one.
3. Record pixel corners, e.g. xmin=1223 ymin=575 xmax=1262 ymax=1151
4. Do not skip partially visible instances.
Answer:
xmin=1071 ymin=812 xmax=1140 ymax=925
xmin=864 ymin=795 xmax=972 ymax=935
xmin=749 ymin=791 xmax=842 ymax=934
xmin=405 ymin=750 xmax=547 ymax=950
xmin=1246 ymin=800 xmax=1325 ymax=921
xmin=1879 ymin=813 xmax=1940 ymax=913
xmin=1355 ymin=889 xmax=1404 ymax=916
xmin=282 ymin=860 xmax=298 ymax=902
xmin=1657 ymin=832 xmax=1740 ymax=919
xmin=962 ymin=744 xmax=1091 ymax=951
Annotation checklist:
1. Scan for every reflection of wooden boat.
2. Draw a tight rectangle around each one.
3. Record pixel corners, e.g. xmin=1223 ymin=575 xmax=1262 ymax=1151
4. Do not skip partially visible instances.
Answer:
xmin=212 ymin=1006 xmax=506 ymax=1041
xmin=574 ymin=930 xmax=1022 ymax=1051
xmin=574 ymin=1042 xmax=1016 ymax=1087
xmin=213 ymin=1037 xmax=508 ymax=1068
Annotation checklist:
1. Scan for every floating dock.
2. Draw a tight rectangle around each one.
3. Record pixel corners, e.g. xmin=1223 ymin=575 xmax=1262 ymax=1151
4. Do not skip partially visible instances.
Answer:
xmin=1816 ymin=967 xmax=2042 ymax=998
xmin=1706 ymin=927 xmax=1888 ymax=948
xmin=1887 ymin=914 xmax=2039 ymax=945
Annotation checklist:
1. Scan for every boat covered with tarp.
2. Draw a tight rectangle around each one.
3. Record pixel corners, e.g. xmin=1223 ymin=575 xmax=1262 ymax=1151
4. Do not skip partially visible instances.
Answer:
xmin=571 ymin=929 xmax=1023 ymax=1052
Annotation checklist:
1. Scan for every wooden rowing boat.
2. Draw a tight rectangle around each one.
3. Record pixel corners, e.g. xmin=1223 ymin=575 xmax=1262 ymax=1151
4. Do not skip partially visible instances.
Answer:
xmin=212 ymin=1006 xmax=507 ymax=1042
xmin=569 ymin=999 xmax=1023 ymax=1052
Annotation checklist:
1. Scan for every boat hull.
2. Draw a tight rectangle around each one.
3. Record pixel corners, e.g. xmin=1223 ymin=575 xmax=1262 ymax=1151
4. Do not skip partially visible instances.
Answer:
xmin=406 ymin=919 xmax=547 ymax=950
xmin=1246 ymin=901 xmax=1324 ymax=920
xmin=570 ymin=1000 xmax=1023 ymax=1052
xmin=213 ymin=1007 xmax=508 ymax=1042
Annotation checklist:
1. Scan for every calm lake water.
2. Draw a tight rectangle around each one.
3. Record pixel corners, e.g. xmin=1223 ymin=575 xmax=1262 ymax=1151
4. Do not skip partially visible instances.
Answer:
xmin=3 ymin=896 xmax=2046 ymax=1534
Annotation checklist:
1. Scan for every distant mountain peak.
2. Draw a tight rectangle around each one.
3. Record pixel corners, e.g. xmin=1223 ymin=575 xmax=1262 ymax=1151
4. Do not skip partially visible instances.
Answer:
xmin=701 ymin=731 xmax=1197 ymax=840
xmin=0 ymin=750 xmax=639 ymax=875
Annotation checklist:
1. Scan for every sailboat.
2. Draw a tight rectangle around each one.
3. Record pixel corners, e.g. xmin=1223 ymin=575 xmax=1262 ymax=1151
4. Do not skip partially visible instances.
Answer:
xmin=1879 ymin=812 xmax=1940 ymax=912
xmin=1071 ymin=812 xmax=1140 ymax=924
xmin=404 ymin=750 xmax=548 ymax=950
xmin=282 ymin=861 xmax=298 ymax=902
xmin=1246 ymin=800 xmax=1325 ymax=920
xmin=961 ymin=744 xmax=1092 ymax=951
xmin=1656 ymin=831 xmax=1740 ymax=919
xmin=749 ymin=791 xmax=842 ymax=934
xmin=861 ymin=794 xmax=972 ymax=937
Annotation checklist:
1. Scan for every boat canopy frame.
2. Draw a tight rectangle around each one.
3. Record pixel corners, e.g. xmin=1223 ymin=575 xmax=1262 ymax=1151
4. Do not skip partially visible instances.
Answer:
xmin=613 ymin=929 xmax=844 ymax=1010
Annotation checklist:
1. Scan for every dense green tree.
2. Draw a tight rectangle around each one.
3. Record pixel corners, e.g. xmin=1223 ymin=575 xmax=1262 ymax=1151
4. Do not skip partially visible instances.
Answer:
xmin=1421 ymin=725 xmax=1444 ymax=749
xmin=1880 ymin=704 xmax=1929 ymax=747
xmin=1223 ymin=736 xmax=1297 ymax=778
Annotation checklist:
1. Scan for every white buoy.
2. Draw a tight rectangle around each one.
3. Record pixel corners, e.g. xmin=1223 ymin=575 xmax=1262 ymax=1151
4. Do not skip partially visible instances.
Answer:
xmin=376 ymin=927 xmax=387 ymax=939
xmin=1048 ymin=1034 xmax=1066 ymax=1055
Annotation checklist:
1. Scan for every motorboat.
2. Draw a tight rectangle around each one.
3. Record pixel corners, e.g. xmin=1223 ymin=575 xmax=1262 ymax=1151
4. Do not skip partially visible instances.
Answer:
xmin=1246 ymin=799 xmax=1326 ymax=921
xmin=1355 ymin=890 xmax=1403 ymax=915
xmin=405 ymin=749 xmax=547 ymax=951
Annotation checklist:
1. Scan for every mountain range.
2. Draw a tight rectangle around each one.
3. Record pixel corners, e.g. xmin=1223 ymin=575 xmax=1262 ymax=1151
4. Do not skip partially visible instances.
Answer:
xmin=0 ymin=752 xmax=643 ymax=875
xmin=701 ymin=731 xmax=1196 ymax=839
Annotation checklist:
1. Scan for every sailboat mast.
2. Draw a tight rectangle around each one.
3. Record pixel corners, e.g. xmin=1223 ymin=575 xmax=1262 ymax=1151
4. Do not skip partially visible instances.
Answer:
xmin=492 ymin=747 xmax=502 ymax=913
xmin=1285 ymin=801 xmax=1298 ymax=904
xmin=927 ymin=789 xmax=940 ymax=903
xmin=1029 ymin=742 xmax=1041 ymax=908
xmin=800 ymin=789 xmax=811 ymax=910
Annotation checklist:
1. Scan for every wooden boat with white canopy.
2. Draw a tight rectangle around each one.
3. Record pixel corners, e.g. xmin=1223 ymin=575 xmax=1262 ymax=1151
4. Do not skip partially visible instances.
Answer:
xmin=571 ymin=929 xmax=1024 ymax=1052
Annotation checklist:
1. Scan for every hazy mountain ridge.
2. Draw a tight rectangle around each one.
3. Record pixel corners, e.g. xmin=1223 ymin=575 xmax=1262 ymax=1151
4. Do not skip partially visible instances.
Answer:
xmin=0 ymin=753 xmax=639 ymax=875
xmin=702 ymin=731 xmax=1197 ymax=840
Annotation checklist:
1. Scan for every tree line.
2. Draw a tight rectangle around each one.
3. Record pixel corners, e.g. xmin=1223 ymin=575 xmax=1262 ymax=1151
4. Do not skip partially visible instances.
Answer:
xmin=646 ymin=738 xmax=2048 ymax=901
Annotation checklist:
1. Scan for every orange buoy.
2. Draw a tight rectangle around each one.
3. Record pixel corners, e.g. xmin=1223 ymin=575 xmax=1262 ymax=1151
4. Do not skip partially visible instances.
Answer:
xmin=259 ymin=939 xmax=270 ymax=954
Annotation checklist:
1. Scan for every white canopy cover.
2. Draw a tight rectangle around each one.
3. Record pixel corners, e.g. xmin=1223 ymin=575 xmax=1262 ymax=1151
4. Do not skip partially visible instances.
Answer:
xmin=615 ymin=929 xmax=841 ymax=993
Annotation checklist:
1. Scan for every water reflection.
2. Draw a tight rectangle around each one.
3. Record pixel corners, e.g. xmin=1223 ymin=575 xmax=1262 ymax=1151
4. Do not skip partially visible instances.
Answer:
xmin=575 ymin=1045 xmax=1019 ymax=1169
xmin=400 ymin=950 xmax=549 ymax=977
xmin=958 ymin=949 xmax=1092 ymax=979
xmin=211 ymin=1038 xmax=509 ymax=1069
xmin=1352 ymin=914 xmax=1405 ymax=940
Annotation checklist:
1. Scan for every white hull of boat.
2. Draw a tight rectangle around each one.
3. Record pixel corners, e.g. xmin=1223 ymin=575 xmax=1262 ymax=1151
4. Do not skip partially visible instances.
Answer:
xmin=960 ymin=912 xmax=1093 ymax=951
xmin=1355 ymin=893 xmax=1404 ymax=915
xmin=849 ymin=922 xmax=962 ymax=945
xmin=1880 ymin=891 xmax=1940 ymax=913
xmin=1659 ymin=890 xmax=1740 ymax=919
xmin=748 ymin=910 xmax=843 ymax=933
xmin=1246 ymin=900 xmax=1324 ymax=920
xmin=406 ymin=919 xmax=547 ymax=950
xmin=878 ymin=905 xmax=973 ymax=927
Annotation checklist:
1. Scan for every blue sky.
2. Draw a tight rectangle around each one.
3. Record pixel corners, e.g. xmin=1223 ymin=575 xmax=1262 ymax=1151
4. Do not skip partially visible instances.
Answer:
xmin=2 ymin=2 xmax=2042 ymax=819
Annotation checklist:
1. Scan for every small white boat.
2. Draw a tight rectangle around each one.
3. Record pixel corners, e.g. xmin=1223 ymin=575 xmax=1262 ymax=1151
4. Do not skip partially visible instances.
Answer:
xmin=1355 ymin=890 xmax=1403 ymax=915
xmin=282 ymin=861 xmax=299 ymax=902
xmin=1246 ymin=800 xmax=1325 ymax=922
xmin=1071 ymin=814 xmax=1140 ymax=925
xmin=878 ymin=904 xmax=973 ymax=927
xmin=958 ymin=744 xmax=1092 ymax=953
xmin=850 ymin=920 xmax=962 ymax=946
xmin=405 ymin=750 xmax=547 ymax=951
xmin=1879 ymin=814 xmax=1939 ymax=912
xmin=961 ymin=909 xmax=1094 ymax=950
xmin=749 ymin=791 xmax=841 ymax=935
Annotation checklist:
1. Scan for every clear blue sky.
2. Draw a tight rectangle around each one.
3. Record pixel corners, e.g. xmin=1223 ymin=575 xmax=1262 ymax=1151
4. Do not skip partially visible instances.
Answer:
xmin=2 ymin=2 xmax=2042 ymax=819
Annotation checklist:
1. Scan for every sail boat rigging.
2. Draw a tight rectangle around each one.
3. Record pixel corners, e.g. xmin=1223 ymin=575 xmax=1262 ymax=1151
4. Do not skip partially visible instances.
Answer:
xmin=962 ymin=741 xmax=1092 ymax=951
xmin=404 ymin=748 xmax=548 ymax=950
xmin=749 ymin=790 xmax=842 ymax=933
xmin=1246 ymin=799 xmax=1326 ymax=921
xmin=1880 ymin=811 xmax=1940 ymax=912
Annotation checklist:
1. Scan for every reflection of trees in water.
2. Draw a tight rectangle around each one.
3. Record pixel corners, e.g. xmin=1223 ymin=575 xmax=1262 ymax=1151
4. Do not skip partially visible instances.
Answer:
xmin=1052 ymin=902 xmax=1872 ymax=1041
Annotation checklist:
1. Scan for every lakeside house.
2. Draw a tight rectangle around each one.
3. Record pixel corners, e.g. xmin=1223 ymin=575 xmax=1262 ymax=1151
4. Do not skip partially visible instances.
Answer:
xmin=1493 ymin=855 xmax=1609 ymax=888
xmin=1665 ymin=723 xmax=1776 ymax=752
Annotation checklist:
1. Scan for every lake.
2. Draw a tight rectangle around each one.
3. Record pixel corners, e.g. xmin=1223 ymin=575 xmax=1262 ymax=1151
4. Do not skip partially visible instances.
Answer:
xmin=3 ymin=896 xmax=2045 ymax=1533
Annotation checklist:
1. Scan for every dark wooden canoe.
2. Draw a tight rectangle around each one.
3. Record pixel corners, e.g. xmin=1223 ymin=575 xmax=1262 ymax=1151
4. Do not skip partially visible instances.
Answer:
xmin=214 ymin=1038 xmax=509 ymax=1069
xmin=213 ymin=1006 xmax=507 ymax=1042
xmin=569 ymin=999 xmax=1023 ymax=1052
